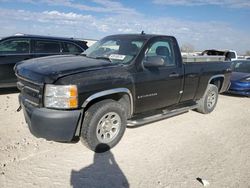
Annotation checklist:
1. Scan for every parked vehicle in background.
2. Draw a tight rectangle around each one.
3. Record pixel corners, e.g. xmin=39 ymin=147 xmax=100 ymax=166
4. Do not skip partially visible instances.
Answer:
xmin=15 ymin=33 xmax=231 ymax=152
xmin=201 ymin=49 xmax=238 ymax=61
xmin=227 ymin=60 xmax=250 ymax=96
xmin=0 ymin=34 xmax=88 ymax=88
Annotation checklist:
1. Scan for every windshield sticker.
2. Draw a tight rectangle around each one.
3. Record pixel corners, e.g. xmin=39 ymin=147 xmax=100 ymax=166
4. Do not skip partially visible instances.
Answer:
xmin=109 ymin=54 xmax=126 ymax=60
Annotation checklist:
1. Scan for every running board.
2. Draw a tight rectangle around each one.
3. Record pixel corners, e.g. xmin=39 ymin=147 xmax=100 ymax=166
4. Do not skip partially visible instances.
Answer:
xmin=127 ymin=104 xmax=198 ymax=127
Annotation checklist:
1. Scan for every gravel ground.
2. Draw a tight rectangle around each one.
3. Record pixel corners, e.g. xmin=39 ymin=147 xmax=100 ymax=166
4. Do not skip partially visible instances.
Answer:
xmin=0 ymin=91 xmax=250 ymax=188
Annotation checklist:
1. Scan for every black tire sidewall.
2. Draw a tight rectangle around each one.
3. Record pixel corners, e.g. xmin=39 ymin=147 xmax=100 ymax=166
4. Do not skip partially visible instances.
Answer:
xmin=203 ymin=85 xmax=218 ymax=113
xmin=82 ymin=101 xmax=126 ymax=152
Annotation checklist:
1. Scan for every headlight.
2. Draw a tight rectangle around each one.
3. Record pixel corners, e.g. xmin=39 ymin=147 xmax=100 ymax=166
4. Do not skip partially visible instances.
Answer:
xmin=44 ymin=84 xmax=78 ymax=109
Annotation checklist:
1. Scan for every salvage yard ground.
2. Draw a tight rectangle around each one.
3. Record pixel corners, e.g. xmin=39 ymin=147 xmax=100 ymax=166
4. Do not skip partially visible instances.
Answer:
xmin=0 ymin=92 xmax=250 ymax=188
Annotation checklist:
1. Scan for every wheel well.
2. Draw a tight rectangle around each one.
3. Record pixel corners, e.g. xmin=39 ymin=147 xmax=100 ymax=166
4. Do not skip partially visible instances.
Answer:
xmin=84 ymin=93 xmax=131 ymax=118
xmin=210 ymin=77 xmax=224 ymax=92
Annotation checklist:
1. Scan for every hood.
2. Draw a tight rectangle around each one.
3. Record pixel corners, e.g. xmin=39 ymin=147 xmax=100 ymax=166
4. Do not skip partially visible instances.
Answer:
xmin=231 ymin=72 xmax=250 ymax=81
xmin=16 ymin=55 xmax=115 ymax=83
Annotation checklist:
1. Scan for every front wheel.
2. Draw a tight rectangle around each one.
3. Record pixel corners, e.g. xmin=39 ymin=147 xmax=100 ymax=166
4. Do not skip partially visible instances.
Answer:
xmin=80 ymin=100 xmax=127 ymax=153
xmin=196 ymin=84 xmax=219 ymax=114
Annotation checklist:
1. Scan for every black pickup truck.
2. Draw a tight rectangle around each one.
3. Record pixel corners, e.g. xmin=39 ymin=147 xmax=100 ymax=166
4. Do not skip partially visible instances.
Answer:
xmin=15 ymin=34 xmax=231 ymax=152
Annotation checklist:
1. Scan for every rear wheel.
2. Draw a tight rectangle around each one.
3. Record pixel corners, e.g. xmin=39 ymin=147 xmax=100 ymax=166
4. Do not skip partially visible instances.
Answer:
xmin=80 ymin=100 xmax=127 ymax=153
xmin=196 ymin=84 xmax=218 ymax=114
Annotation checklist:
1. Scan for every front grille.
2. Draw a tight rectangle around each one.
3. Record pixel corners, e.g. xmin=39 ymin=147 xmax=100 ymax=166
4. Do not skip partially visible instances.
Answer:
xmin=16 ymin=75 xmax=44 ymax=107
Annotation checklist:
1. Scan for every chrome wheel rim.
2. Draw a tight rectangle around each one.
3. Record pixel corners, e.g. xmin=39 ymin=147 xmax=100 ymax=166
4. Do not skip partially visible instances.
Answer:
xmin=96 ymin=112 xmax=121 ymax=143
xmin=207 ymin=91 xmax=217 ymax=109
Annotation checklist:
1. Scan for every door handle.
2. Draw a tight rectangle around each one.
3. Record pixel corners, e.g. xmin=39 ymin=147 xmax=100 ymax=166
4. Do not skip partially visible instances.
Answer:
xmin=169 ymin=73 xmax=179 ymax=78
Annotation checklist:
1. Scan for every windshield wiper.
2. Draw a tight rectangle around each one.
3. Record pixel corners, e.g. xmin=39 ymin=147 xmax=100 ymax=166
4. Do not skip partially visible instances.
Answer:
xmin=95 ymin=56 xmax=111 ymax=62
xmin=80 ymin=54 xmax=96 ymax=60
xmin=80 ymin=54 xmax=112 ymax=62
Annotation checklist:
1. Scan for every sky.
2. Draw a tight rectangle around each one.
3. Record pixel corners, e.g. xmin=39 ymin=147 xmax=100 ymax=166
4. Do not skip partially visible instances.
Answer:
xmin=0 ymin=0 xmax=250 ymax=54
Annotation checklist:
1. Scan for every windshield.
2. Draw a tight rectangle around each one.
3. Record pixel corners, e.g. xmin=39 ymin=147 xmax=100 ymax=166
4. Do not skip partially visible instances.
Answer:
xmin=231 ymin=61 xmax=250 ymax=73
xmin=82 ymin=36 xmax=145 ymax=64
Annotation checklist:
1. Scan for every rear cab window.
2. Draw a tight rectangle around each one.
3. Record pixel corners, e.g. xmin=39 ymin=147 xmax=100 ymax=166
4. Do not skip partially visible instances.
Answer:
xmin=0 ymin=38 xmax=30 ymax=54
xmin=227 ymin=52 xmax=236 ymax=59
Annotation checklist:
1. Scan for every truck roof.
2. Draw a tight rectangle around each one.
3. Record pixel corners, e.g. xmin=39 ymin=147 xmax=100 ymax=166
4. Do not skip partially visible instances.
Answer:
xmin=105 ymin=33 xmax=174 ymax=40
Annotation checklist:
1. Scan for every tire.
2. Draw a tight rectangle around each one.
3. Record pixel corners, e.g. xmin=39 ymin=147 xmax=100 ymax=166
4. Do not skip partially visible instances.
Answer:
xmin=80 ymin=99 xmax=127 ymax=153
xmin=196 ymin=84 xmax=219 ymax=114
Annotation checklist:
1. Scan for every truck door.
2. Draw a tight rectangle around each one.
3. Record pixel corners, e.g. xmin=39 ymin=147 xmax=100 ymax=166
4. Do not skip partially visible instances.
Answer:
xmin=134 ymin=38 xmax=184 ymax=113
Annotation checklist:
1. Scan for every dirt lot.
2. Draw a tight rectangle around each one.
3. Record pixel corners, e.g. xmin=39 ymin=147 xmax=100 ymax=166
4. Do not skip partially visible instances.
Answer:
xmin=0 ymin=91 xmax=249 ymax=188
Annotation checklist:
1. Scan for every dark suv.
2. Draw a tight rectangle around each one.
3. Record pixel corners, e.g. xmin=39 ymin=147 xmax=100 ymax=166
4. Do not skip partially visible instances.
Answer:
xmin=0 ymin=34 xmax=88 ymax=88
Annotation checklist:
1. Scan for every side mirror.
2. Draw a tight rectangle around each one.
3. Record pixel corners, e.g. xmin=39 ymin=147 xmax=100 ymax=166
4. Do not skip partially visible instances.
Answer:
xmin=144 ymin=56 xmax=165 ymax=68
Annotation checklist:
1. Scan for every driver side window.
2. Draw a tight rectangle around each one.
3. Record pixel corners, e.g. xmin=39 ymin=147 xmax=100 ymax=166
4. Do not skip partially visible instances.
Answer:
xmin=145 ymin=41 xmax=175 ymax=66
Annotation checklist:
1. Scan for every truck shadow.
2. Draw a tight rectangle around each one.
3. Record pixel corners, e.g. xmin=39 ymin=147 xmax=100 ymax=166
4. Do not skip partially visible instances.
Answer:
xmin=70 ymin=144 xmax=129 ymax=188
xmin=0 ymin=88 xmax=19 ymax=95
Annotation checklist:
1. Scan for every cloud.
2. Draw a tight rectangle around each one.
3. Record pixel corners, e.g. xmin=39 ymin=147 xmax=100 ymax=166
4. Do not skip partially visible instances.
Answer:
xmin=0 ymin=7 xmax=249 ymax=53
xmin=5 ymin=0 xmax=140 ymax=15
xmin=153 ymin=0 xmax=250 ymax=8
xmin=0 ymin=8 xmax=94 ymax=24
